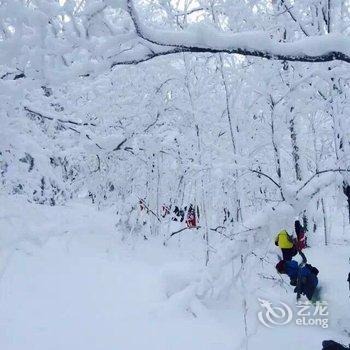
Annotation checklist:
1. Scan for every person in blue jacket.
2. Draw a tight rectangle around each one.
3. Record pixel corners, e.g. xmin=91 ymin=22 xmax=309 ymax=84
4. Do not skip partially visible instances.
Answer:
xmin=276 ymin=259 xmax=319 ymax=300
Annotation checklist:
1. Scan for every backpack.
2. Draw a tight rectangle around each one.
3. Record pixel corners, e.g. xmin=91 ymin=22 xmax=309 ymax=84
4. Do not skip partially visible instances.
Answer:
xmin=306 ymin=263 xmax=319 ymax=276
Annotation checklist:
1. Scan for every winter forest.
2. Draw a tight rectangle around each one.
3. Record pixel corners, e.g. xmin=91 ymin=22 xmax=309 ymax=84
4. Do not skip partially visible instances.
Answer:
xmin=1 ymin=0 xmax=350 ymax=349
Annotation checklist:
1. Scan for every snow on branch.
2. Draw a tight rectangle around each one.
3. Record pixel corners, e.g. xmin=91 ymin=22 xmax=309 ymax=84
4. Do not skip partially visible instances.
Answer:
xmin=24 ymin=107 xmax=131 ymax=153
xmin=125 ymin=0 xmax=350 ymax=64
xmin=3 ymin=0 xmax=350 ymax=83
xmin=249 ymin=169 xmax=285 ymax=201
xmin=24 ymin=107 xmax=97 ymax=127
xmin=296 ymin=169 xmax=350 ymax=195
xmin=3 ymin=0 xmax=350 ymax=84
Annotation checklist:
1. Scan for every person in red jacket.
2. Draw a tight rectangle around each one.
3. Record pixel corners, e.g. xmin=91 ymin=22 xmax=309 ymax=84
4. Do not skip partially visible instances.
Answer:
xmin=139 ymin=198 xmax=146 ymax=211
xmin=295 ymin=220 xmax=306 ymax=250
xmin=186 ymin=204 xmax=197 ymax=228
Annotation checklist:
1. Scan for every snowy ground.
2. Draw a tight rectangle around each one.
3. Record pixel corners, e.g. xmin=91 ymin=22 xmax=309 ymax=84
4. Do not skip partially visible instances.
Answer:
xmin=0 ymin=195 xmax=349 ymax=350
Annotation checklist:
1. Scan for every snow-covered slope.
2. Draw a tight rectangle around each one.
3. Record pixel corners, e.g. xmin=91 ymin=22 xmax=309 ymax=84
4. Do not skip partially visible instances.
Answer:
xmin=0 ymin=234 xmax=239 ymax=350
xmin=0 ymin=196 xmax=349 ymax=350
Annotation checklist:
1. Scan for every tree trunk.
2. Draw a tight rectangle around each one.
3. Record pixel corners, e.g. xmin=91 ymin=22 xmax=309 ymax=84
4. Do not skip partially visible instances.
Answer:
xmin=289 ymin=116 xmax=302 ymax=181
xmin=343 ymin=183 xmax=350 ymax=224
xmin=269 ymin=101 xmax=284 ymax=201
xmin=183 ymin=55 xmax=211 ymax=265
xmin=321 ymin=198 xmax=328 ymax=245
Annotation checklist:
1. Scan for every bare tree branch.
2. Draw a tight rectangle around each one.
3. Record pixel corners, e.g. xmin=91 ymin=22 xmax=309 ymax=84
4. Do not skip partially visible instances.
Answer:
xmin=280 ymin=0 xmax=309 ymax=37
xmin=92 ymin=154 xmax=101 ymax=173
xmin=112 ymin=138 xmax=128 ymax=151
xmin=143 ymin=112 xmax=160 ymax=133
xmin=173 ymin=7 xmax=206 ymax=17
xmin=1 ymin=71 xmax=25 ymax=80
xmin=249 ymin=169 xmax=281 ymax=189
xmin=168 ymin=226 xmax=201 ymax=238
xmin=138 ymin=198 xmax=161 ymax=222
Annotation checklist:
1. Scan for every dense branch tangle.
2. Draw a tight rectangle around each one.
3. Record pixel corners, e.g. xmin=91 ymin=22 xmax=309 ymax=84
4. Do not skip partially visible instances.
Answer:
xmin=2 ymin=0 xmax=350 ymax=83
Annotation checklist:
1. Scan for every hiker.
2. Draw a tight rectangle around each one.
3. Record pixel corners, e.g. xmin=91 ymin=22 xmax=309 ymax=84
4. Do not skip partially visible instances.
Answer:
xmin=295 ymin=220 xmax=307 ymax=250
xmin=274 ymin=229 xmax=297 ymax=261
xmin=275 ymin=260 xmax=319 ymax=300
xmin=172 ymin=206 xmax=185 ymax=222
xmin=161 ymin=204 xmax=170 ymax=218
xmin=186 ymin=204 xmax=197 ymax=228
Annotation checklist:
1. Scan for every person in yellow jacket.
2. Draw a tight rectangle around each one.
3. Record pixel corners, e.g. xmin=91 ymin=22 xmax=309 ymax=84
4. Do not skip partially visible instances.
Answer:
xmin=274 ymin=229 xmax=297 ymax=261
